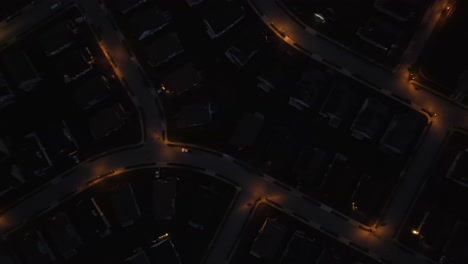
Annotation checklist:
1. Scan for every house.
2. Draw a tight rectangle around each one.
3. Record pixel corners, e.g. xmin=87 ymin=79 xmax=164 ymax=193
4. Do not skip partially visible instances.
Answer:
xmin=294 ymin=147 xmax=331 ymax=190
xmin=319 ymin=80 xmax=362 ymax=128
xmin=379 ymin=111 xmax=425 ymax=154
xmin=186 ymin=0 xmax=205 ymax=7
xmin=224 ymin=30 xmax=264 ymax=68
xmin=16 ymin=230 xmax=55 ymax=264
xmin=445 ymin=148 xmax=468 ymax=187
xmin=250 ymin=217 xmax=288 ymax=260
xmin=374 ymin=0 xmax=420 ymax=22
xmin=356 ymin=17 xmax=404 ymax=55
xmin=74 ymin=197 xmax=111 ymax=238
xmin=55 ymin=47 xmax=94 ymax=83
xmin=203 ymin=0 xmax=245 ymax=39
xmin=39 ymin=21 xmax=76 ymax=56
xmin=281 ymin=231 xmax=322 ymax=263
xmin=295 ymin=67 xmax=328 ymax=107
xmin=38 ymin=120 xmax=78 ymax=159
xmin=0 ymin=49 xmax=42 ymax=92
xmin=0 ymin=139 xmax=24 ymax=196
xmin=176 ymin=102 xmax=213 ymax=128
xmin=187 ymin=185 xmax=218 ymax=231
xmin=257 ymin=66 xmax=284 ymax=93
xmin=316 ymin=248 xmax=345 ymax=264
xmin=111 ymin=0 xmax=148 ymax=14
xmin=89 ymin=103 xmax=129 ymax=140
xmin=146 ymin=238 xmax=181 ymax=264
xmin=350 ymin=97 xmax=391 ymax=140
xmin=45 ymin=212 xmax=82 ymax=259
xmin=229 ymin=112 xmax=264 ymax=150
xmin=350 ymin=174 xmax=387 ymax=220
xmin=128 ymin=5 xmax=171 ymax=41
xmin=72 ymin=75 xmax=111 ymax=110
xmin=124 ymin=250 xmax=150 ymax=264
xmin=15 ymin=132 xmax=52 ymax=176
xmin=161 ymin=63 xmax=202 ymax=95
xmin=152 ymin=179 xmax=176 ymax=220
xmin=146 ymin=32 xmax=184 ymax=67
xmin=110 ymin=183 xmax=141 ymax=227
xmin=0 ymin=71 xmax=15 ymax=109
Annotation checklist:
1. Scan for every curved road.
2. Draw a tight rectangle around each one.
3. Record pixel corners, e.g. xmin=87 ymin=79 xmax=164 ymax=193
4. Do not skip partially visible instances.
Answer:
xmin=1 ymin=0 xmax=465 ymax=264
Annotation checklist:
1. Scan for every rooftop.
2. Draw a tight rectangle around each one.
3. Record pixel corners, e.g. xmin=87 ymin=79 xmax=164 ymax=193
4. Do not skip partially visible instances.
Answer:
xmin=89 ymin=103 xmax=128 ymax=140
xmin=161 ymin=63 xmax=202 ymax=95
xmin=15 ymin=133 xmax=52 ymax=176
xmin=112 ymin=0 xmax=148 ymax=14
xmin=351 ymin=97 xmax=391 ymax=140
xmin=447 ymin=149 xmax=468 ymax=186
xmin=38 ymin=120 xmax=78 ymax=159
xmin=281 ymin=231 xmax=322 ymax=263
xmin=380 ymin=111 xmax=425 ymax=154
xmin=229 ymin=112 xmax=264 ymax=149
xmin=39 ymin=22 xmax=75 ymax=56
xmin=55 ymin=47 xmax=93 ymax=83
xmin=147 ymin=238 xmax=181 ymax=264
xmin=128 ymin=5 xmax=171 ymax=41
xmin=152 ymin=179 xmax=176 ymax=220
xmin=45 ymin=212 xmax=82 ymax=259
xmin=16 ymin=230 xmax=55 ymax=264
xmin=146 ymin=32 xmax=184 ymax=67
xmin=176 ymin=102 xmax=213 ymax=128
xmin=74 ymin=198 xmax=110 ymax=238
xmin=203 ymin=0 xmax=245 ymax=39
xmin=357 ymin=17 xmax=403 ymax=53
xmin=0 ymin=49 xmax=42 ymax=92
xmin=72 ymin=75 xmax=111 ymax=110
xmin=110 ymin=183 xmax=141 ymax=227
xmin=250 ymin=217 xmax=288 ymax=260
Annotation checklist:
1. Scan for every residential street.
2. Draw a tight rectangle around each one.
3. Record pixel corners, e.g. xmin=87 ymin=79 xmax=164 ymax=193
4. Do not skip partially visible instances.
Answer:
xmin=0 ymin=0 xmax=467 ymax=263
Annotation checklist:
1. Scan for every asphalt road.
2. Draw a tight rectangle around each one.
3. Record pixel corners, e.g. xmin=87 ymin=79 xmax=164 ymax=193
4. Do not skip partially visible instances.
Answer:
xmin=0 ymin=0 xmax=466 ymax=263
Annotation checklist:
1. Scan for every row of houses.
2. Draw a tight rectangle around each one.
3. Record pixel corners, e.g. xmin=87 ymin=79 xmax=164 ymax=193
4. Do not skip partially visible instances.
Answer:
xmin=11 ymin=179 xmax=178 ymax=263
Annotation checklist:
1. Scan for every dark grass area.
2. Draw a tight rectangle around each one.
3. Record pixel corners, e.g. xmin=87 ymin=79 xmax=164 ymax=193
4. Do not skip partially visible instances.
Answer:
xmin=398 ymin=130 xmax=468 ymax=263
xmin=6 ymin=168 xmax=237 ymax=264
xmin=230 ymin=201 xmax=381 ymax=263
xmin=280 ymin=0 xmax=433 ymax=68
xmin=415 ymin=0 xmax=468 ymax=96
xmin=0 ymin=6 xmax=141 ymax=210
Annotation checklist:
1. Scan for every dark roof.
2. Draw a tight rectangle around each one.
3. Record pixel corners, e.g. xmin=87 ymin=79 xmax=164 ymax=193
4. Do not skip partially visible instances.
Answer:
xmin=316 ymin=248 xmax=345 ymax=264
xmin=55 ymin=48 xmax=92 ymax=83
xmin=74 ymin=198 xmax=110 ymax=238
xmin=0 ymin=49 xmax=41 ymax=91
xmin=380 ymin=111 xmax=425 ymax=154
xmin=46 ymin=212 xmax=82 ymax=259
xmin=128 ymin=5 xmax=171 ymax=40
xmin=229 ymin=112 xmax=264 ymax=149
xmin=112 ymin=0 xmax=147 ymax=14
xmin=203 ymin=1 xmax=245 ymax=38
xmin=152 ymin=179 xmax=176 ymax=220
xmin=294 ymin=148 xmax=330 ymax=186
xmin=72 ymin=75 xmax=110 ymax=110
xmin=39 ymin=22 xmax=75 ymax=56
xmin=38 ymin=120 xmax=78 ymax=158
xmin=176 ymin=102 xmax=212 ymax=128
xmin=16 ymin=230 xmax=55 ymax=264
xmin=15 ymin=133 xmax=52 ymax=176
xmin=250 ymin=217 xmax=288 ymax=260
xmin=146 ymin=32 xmax=184 ymax=67
xmin=110 ymin=183 xmax=141 ymax=227
xmin=147 ymin=238 xmax=181 ymax=264
xmin=351 ymin=174 xmax=386 ymax=217
xmin=89 ymin=103 xmax=128 ymax=140
xmin=448 ymin=149 xmax=468 ymax=184
xmin=124 ymin=250 xmax=150 ymax=264
xmin=351 ymin=98 xmax=390 ymax=140
xmin=320 ymin=80 xmax=362 ymax=125
xmin=281 ymin=231 xmax=321 ymax=264
xmin=162 ymin=63 xmax=201 ymax=95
